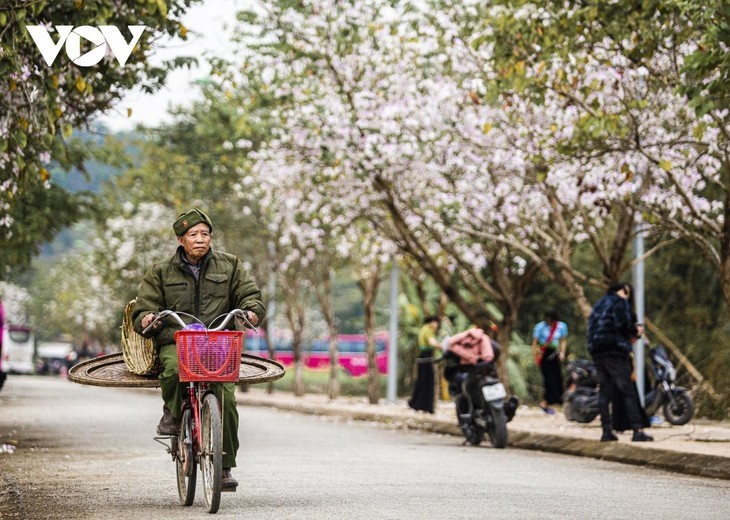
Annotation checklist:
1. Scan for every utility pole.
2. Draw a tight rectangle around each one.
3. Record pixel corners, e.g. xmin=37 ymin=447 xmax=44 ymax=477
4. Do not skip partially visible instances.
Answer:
xmin=633 ymin=78 xmax=648 ymax=407
xmin=633 ymin=220 xmax=646 ymax=406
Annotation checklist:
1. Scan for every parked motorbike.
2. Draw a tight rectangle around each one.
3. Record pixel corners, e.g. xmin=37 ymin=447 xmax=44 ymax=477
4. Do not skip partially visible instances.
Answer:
xmin=643 ymin=346 xmax=695 ymax=424
xmin=448 ymin=358 xmax=514 ymax=448
xmin=562 ymin=359 xmax=600 ymax=423
xmin=563 ymin=345 xmax=694 ymax=426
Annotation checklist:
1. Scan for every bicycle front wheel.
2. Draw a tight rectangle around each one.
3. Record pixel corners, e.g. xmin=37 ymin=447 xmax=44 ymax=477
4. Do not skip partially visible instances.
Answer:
xmin=201 ymin=392 xmax=223 ymax=513
xmin=176 ymin=408 xmax=196 ymax=506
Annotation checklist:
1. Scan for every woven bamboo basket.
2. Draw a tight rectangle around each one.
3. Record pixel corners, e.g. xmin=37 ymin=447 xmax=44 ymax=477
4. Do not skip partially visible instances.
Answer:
xmin=121 ymin=299 xmax=161 ymax=376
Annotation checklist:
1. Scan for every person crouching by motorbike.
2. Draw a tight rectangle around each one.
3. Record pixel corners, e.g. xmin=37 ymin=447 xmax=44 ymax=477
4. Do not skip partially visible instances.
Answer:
xmin=443 ymin=326 xmax=519 ymax=421
xmin=445 ymin=327 xmax=495 ymax=385
xmin=587 ymin=283 xmax=653 ymax=442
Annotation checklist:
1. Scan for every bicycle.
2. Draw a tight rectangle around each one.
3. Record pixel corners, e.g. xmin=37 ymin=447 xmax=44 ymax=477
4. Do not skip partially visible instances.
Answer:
xmin=144 ymin=308 xmax=254 ymax=514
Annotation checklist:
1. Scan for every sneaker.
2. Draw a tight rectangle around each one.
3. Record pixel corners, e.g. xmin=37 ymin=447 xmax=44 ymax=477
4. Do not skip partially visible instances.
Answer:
xmin=222 ymin=468 xmax=238 ymax=491
xmin=156 ymin=406 xmax=179 ymax=436
xmin=649 ymin=415 xmax=664 ymax=426
xmin=541 ymin=406 xmax=556 ymax=415
xmin=601 ymin=431 xmax=618 ymax=442
xmin=632 ymin=431 xmax=654 ymax=442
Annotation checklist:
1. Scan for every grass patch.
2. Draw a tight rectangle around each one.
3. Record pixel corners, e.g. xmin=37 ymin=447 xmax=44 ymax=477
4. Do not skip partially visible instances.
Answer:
xmin=250 ymin=366 xmax=391 ymax=397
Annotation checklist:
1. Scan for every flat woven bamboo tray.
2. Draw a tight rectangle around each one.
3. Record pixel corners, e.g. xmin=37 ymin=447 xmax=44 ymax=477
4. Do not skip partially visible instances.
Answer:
xmin=68 ymin=352 xmax=285 ymax=388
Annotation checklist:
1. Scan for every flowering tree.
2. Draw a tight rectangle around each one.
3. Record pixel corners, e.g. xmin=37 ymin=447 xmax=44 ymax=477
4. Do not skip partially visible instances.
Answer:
xmin=0 ymin=0 xmax=198 ymax=273
xmin=25 ymin=202 xmax=175 ymax=345
xmin=350 ymin=231 xmax=394 ymax=403
xmin=0 ymin=282 xmax=30 ymax=323
xmin=231 ymin=0 xmax=730 ymax=402
xmin=482 ymin=1 xmax=730 ymax=316
xmin=32 ymin=252 xmax=119 ymax=344
xmin=90 ymin=201 xmax=177 ymax=299
xmin=237 ymin=1 xmax=549 ymax=385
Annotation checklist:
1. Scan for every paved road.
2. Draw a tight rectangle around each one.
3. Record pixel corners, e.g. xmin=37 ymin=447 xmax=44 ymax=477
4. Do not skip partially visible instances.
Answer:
xmin=1 ymin=376 xmax=729 ymax=519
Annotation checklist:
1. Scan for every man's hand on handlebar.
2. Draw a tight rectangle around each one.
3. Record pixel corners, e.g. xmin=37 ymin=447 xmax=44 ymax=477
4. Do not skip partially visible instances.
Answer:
xmin=235 ymin=310 xmax=259 ymax=328
xmin=142 ymin=313 xmax=162 ymax=330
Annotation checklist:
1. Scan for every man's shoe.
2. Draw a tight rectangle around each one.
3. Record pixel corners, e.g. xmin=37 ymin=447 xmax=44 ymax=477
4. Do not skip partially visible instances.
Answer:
xmin=222 ymin=468 xmax=238 ymax=491
xmin=156 ymin=406 xmax=179 ymax=436
xmin=632 ymin=431 xmax=654 ymax=442
xmin=600 ymin=430 xmax=618 ymax=442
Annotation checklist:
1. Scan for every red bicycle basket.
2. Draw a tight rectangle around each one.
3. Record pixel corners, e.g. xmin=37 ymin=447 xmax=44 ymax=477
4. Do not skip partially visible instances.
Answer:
xmin=174 ymin=330 xmax=244 ymax=382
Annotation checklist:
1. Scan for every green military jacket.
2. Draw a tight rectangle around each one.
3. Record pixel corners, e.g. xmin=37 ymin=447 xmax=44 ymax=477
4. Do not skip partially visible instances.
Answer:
xmin=132 ymin=246 xmax=266 ymax=347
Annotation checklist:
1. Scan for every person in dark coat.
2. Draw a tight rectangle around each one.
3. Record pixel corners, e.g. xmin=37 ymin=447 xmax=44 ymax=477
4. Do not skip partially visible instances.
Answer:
xmin=587 ymin=282 xmax=653 ymax=442
xmin=611 ymin=283 xmax=651 ymax=432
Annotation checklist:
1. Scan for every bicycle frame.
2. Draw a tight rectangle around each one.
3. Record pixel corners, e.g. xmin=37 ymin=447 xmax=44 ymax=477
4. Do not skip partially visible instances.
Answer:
xmin=187 ymin=381 xmax=218 ymax=455
xmin=154 ymin=382 xmax=216 ymax=467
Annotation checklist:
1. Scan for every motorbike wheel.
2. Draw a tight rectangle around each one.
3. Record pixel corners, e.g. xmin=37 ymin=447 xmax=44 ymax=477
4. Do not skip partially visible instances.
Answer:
xmin=563 ymin=397 xmax=575 ymax=422
xmin=663 ymin=392 xmax=694 ymax=426
xmin=487 ymin=408 xmax=508 ymax=449
xmin=571 ymin=394 xmax=598 ymax=423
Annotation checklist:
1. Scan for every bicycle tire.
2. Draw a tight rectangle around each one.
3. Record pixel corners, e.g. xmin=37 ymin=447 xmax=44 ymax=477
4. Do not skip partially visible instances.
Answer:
xmin=201 ymin=392 xmax=223 ymax=513
xmin=176 ymin=408 xmax=196 ymax=506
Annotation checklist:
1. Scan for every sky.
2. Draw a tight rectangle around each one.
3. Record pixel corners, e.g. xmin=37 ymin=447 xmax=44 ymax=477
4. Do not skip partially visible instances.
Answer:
xmin=95 ymin=0 xmax=247 ymax=132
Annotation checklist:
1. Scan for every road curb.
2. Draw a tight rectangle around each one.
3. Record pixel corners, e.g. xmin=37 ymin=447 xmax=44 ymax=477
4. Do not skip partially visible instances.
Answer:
xmin=508 ymin=432 xmax=730 ymax=480
xmin=239 ymin=395 xmax=730 ymax=480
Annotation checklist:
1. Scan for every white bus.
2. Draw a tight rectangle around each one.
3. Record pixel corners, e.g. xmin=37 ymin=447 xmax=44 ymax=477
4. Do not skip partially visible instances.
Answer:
xmin=2 ymin=323 xmax=35 ymax=374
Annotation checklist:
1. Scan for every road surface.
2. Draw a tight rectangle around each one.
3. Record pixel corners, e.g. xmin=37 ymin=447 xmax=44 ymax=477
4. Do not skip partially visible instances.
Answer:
xmin=1 ymin=376 xmax=728 ymax=519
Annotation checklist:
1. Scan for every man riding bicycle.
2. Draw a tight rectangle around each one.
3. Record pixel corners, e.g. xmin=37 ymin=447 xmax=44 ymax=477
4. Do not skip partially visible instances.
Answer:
xmin=133 ymin=208 xmax=265 ymax=491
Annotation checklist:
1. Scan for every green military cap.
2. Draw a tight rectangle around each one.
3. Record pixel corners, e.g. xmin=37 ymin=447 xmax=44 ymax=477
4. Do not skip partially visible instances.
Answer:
xmin=173 ymin=208 xmax=213 ymax=236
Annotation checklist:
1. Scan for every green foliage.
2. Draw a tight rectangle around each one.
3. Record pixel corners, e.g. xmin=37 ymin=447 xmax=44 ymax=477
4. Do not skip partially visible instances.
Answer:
xmin=0 ymin=181 xmax=92 ymax=279
xmin=694 ymin=388 xmax=730 ymax=421
xmin=104 ymin=82 xmax=279 ymax=283
xmin=265 ymin=366 xmax=389 ymax=397
xmin=0 ymin=0 xmax=201 ymax=273
xmin=505 ymin=339 xmax=532 ymax=400
xmin=676 ymin=1 xmax=730 ymax=114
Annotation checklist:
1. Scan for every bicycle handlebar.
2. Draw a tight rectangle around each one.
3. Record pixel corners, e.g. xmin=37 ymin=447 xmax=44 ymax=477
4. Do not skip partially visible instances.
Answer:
xmin=141 ymin=309 xmax=256 ymax=335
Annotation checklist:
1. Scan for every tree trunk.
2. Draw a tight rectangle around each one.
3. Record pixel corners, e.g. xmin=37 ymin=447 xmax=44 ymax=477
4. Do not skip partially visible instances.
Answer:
xmin=493 ymin=313 xmax=514 ymax=389
xmin=644 ymin=317 xmax=716 ymax=395
xmin=557 ymin=267 xmax=594 ymax=321
xmin=322 ymin=270 xmax=340 ymax=400
xmin=359 ymin=262 xmax=382 ymax=405
xmin=280 ymin=272 xmax=308 ymax=398
xmin=259 ymin=316 xmax=276 ymax=394
xmin=311 ymin=263 xmax=340 ymax=399
xmin=327 ymin=333 xmax=339 ymax=399
xmin=292 ymin=328 xmax=305 ymax=397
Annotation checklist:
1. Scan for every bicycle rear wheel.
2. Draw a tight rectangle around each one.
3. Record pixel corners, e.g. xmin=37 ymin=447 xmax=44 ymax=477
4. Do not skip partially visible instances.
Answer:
xmin=176 ymin=408 xmax=196 ymax=506
xmin=201 ymin=393 xmax=223 ymax=513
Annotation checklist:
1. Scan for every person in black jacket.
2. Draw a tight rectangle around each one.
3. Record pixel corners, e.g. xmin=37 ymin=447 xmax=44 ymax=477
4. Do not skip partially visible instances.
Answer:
xmin=587 ymin=283 xmax=653 ymax=442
